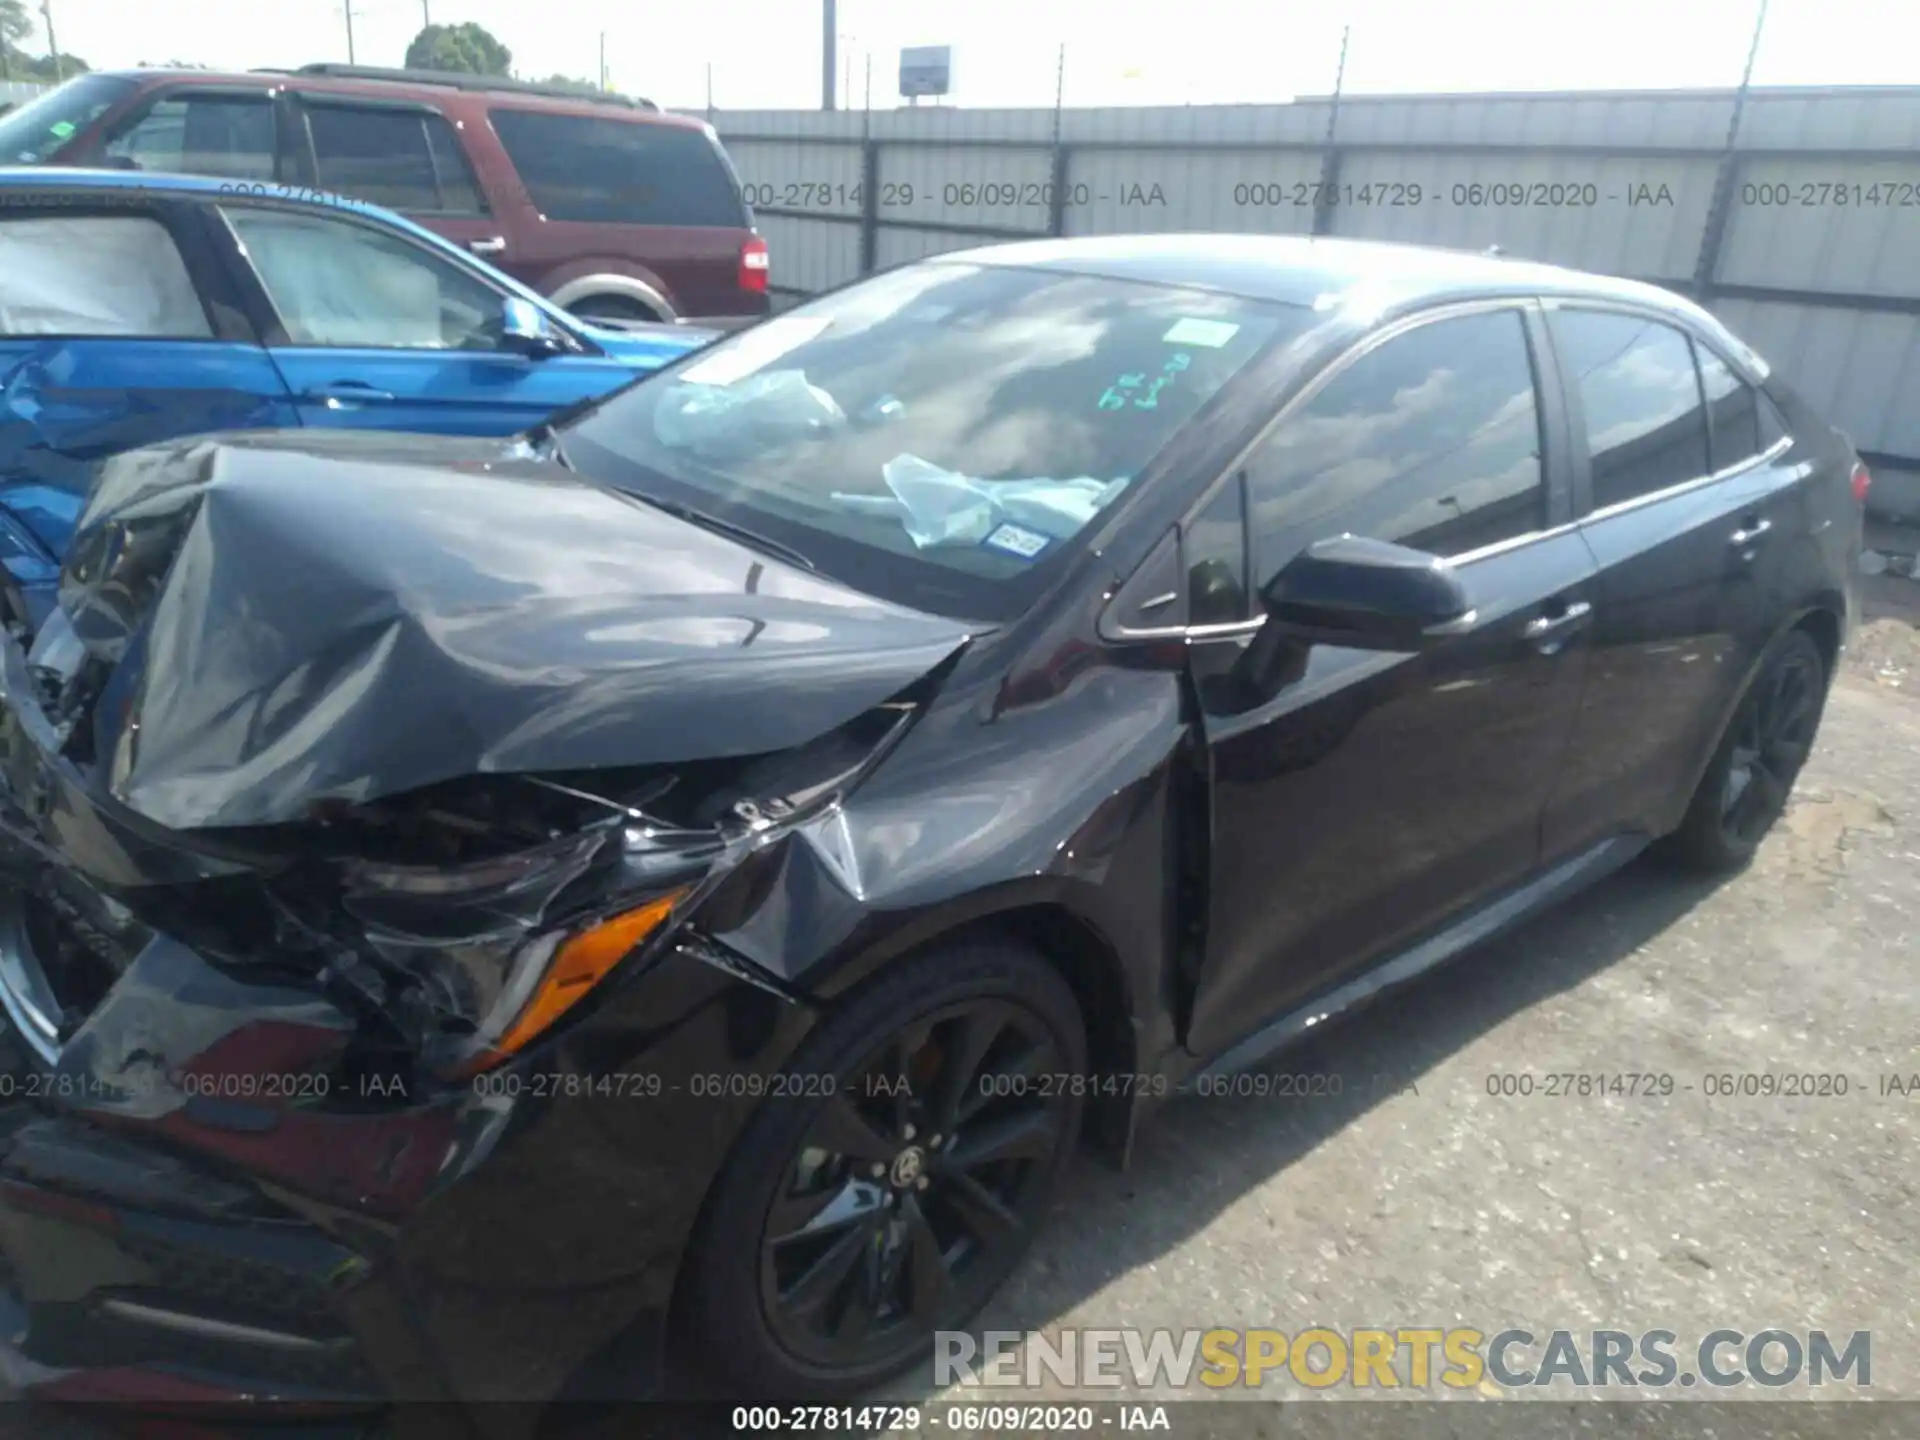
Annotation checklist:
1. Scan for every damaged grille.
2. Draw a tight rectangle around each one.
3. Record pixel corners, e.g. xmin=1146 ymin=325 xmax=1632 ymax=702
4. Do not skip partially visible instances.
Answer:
xmin=115 ymin=1230 xmax=356 ymax=1340
xmin=86 ymin=1295 xmax=379 ymax=1396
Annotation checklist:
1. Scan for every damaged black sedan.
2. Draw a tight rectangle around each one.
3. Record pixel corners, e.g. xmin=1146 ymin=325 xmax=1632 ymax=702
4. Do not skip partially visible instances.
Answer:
xmin=0 ymin=235 xmax=1862 ymax=1412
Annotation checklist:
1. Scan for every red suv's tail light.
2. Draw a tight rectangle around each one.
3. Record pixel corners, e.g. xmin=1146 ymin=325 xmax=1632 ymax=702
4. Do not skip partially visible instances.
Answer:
xmin=1851 ymin=461 xmax=1873 ymax=504
xmin=739 ymin=236 xmax=770 ymax=294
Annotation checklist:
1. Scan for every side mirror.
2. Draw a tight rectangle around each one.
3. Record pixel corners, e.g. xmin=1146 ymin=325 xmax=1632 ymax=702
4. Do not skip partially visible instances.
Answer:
xmin=500 ymin=297 xmax=565 ymax=358
xmin=1261 ymin=534 xmax=1473 ymax=649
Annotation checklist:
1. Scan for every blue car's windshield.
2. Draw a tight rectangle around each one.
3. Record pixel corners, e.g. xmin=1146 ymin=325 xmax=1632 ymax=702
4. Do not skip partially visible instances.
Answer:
xmin=563 ymin=262 xmax=1309 ymax=622
xmin=0 ymin=75 xmax=137 ymax=165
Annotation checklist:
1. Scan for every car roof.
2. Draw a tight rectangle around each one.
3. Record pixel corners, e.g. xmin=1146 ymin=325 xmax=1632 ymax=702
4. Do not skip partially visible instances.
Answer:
xmin=936 ymin=232 xmax=1770 ymax=379
xmin=0 ymin=165 xmax=600 ymax=324
xmin=0 ymin=165 xmax=440 ymax=233
xmin=943 ymin=231 xmax=1694 ymax=317
xmin=91 ymin=67 xmax=709 ymax=131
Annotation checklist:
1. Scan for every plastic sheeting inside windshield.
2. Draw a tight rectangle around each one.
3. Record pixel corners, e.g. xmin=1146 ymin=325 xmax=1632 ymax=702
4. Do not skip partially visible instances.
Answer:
xmin=653 ymin=368 xmax=847 ymax=454
xmin=648 ymin=370 xmax=1129 ymax=554
xmin=833 ymin=455 xmax=1127 ymax=552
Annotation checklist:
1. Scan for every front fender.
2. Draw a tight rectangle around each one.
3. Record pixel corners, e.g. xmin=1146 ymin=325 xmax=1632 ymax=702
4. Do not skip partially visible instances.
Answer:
xmin=686 ymin=653 xmax=1192 ymax=1075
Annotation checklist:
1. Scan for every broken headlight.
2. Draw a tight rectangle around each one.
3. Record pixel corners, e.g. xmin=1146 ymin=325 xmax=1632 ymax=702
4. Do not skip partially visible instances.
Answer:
xmin=323 ymin=694 xmax=923 ymax=1077
xmin=335 ymin=810 xmax=719 ymax=1078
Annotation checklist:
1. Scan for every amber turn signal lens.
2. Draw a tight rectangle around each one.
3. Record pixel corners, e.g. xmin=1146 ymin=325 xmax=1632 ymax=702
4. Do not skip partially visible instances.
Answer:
xmin=488 ymin=891 xmax=686 ymax=1063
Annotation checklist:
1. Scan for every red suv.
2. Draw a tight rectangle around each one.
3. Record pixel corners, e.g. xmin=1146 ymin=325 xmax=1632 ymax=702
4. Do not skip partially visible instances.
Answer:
xmin=0 ymin=64 xmax=771 ymax=329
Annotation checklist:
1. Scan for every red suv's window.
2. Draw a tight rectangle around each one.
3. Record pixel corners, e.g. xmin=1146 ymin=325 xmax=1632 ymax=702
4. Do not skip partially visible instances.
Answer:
xmin=487 ymin=108 xmax=746 ymax=228
xmin=105 ymin=93 xmax=276 ymax=181
xmin=307 ymin=103 xmax=486 ymax=215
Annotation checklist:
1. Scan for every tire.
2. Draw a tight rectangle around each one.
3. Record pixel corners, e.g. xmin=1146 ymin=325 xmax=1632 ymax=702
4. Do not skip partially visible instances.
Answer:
xmin=681 ymin=937 xmax=1087 ymax=1401
xmin=1658 ymin=627 xmax=1828 ymax=874
xmin=569 ymin=295 xmax=661 ymax=325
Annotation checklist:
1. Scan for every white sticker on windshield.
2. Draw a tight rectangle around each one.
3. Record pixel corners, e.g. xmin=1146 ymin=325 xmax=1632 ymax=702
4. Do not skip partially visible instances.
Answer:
xmin=677 ymin=316 xmax=834 ymax=387
xmin=1162 ymin=318 xmax=1239 ymax=348
xmin=984 ymin=523 xmax=1051 ymax=560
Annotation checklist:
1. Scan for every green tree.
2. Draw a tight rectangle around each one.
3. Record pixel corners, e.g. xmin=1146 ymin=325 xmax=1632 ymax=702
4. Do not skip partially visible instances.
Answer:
xmin=9 ymin=51 xmax=87 ymax=81
xmin=0 ymin=0 xmax=34 ymax=81
xmin=533 ymin=74 xmax=602 ymax=95
xmin=0 ymin=0 xmax=32 ymax=48
xmin=403 ymin=22 xmax=512 ymax=76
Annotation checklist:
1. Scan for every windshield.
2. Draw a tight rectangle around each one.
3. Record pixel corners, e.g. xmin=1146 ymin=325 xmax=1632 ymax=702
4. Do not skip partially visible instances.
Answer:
xmin=563 ymin=261 xmax=1307 ymax=621
xmin=0 ymin=75 xmax=137 ymax=165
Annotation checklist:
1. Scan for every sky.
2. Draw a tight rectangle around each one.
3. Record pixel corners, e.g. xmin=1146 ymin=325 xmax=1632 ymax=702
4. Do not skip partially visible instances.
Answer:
xmin=18 ymin=0 xmax=1918 ymax=110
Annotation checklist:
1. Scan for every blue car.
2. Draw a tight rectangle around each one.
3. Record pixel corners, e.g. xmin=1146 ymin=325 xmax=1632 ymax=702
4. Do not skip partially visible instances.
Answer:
xmin=0 ymin=168 xmax=716 ymax=628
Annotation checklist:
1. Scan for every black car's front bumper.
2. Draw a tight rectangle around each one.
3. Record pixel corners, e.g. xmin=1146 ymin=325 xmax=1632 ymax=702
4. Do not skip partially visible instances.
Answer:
xmin=0 ymin=930 xmax=813 ymax=1422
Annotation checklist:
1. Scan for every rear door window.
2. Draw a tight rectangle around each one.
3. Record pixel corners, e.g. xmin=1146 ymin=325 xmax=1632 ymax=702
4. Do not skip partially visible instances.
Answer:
xmin=305 ymin=103 xmax=486 ymax=214
xmin=1548 ymin=308 xmax=1710 ymax=510
xmin=0 ymin=213 xmax=212 ymax=338
xmin=103 ymin=93 xmax=276 ymax=180
xmin=488 ymin=109 xmax=747 ymax=226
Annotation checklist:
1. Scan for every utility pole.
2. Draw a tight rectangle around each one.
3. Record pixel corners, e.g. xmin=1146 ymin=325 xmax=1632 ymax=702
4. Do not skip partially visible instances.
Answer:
xmin=1691 ymin=0 xmax=1772 ymax=301
xmin=343 ymin=0 xmax=357 ymax=63
xmin=39 ymin=0 xmax=63 ymax=82
xmin=599 ymin=32 xmax=607 ymax=92
xmin=822 ymin=0 xmax=836 ymax=111
xmin=421 ymin=0 xmax=431 ymax=24
xmin=1310 ymin=25 xmax=1351 ymax=237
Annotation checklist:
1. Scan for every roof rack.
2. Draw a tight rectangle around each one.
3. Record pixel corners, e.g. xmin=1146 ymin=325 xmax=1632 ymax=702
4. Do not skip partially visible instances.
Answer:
xmin=276 ymin=64 xmax=658 ymax=111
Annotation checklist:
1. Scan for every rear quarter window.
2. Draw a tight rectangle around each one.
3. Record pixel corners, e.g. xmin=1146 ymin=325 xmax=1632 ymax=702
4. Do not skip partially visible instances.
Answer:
xmin=487 ymin=108 xmax=747 ymax=227
xmin=0 ymin=213 xmax=212 ymax=338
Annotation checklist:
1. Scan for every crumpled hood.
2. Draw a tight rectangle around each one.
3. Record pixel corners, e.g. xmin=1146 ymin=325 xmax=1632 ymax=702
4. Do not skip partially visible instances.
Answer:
xmin=38 ymin=429 xmax=971 ymax=833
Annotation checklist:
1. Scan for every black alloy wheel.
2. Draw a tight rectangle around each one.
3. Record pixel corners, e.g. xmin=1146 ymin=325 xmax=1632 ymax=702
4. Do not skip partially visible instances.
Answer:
xmin=759 ymin=999 xmax=1069 ymax=1368
xmin=685 ymin=940 xmax=1086 ymax=1400
xmin=1718 ymin=640 xmax=1823 ymax=846
xmin=1663 ymin=628 xmax=1828 ymax=872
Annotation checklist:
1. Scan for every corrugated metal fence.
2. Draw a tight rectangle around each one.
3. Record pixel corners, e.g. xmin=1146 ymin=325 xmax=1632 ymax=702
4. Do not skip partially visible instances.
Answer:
xmin=3 ymin=81 xmax=1916 ymax=502
xmin=715 ymin=86 xmax=1920 ymax=491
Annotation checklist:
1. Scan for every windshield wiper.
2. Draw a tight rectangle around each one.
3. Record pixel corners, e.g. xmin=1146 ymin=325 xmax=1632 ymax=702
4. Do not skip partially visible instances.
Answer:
xmin=524 ymin=421 xmax=574 ymax=471
xmin=617 ymin=491 xmax=818 ymax=573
